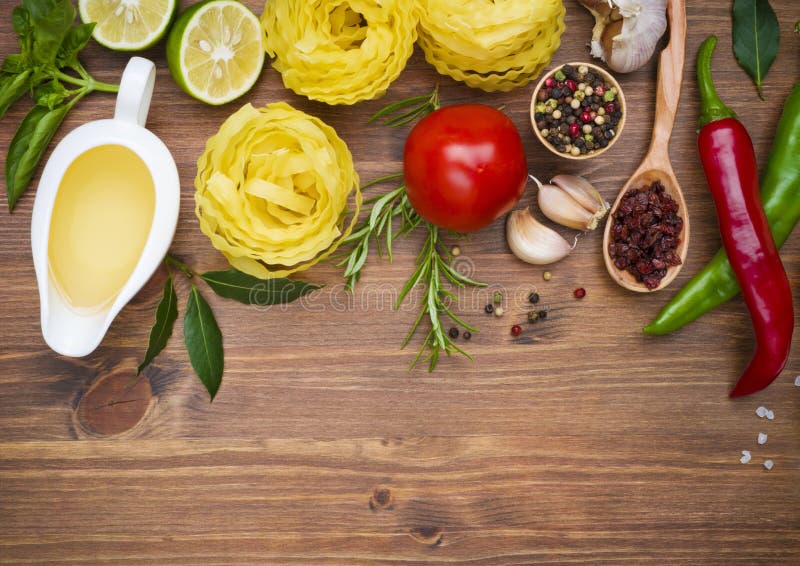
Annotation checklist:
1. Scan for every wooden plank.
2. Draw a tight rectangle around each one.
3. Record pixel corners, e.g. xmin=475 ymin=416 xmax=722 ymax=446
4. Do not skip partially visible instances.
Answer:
xmin=1 ymin=0 xmax=799 ymax=563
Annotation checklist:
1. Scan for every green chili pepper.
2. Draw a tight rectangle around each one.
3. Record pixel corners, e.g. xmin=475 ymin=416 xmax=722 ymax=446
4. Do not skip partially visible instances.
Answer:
xmin=644 ymin=82 xmax=800 ymax=335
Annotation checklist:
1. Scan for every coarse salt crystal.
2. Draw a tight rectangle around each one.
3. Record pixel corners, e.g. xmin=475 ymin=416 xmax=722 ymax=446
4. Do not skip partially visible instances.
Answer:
xmin=766 ymin=410 xmax=775 ymax=420
xmin=764 ymin=459 xmax=774 ymax=470
xmin=758 ymin=432 xmax=768 ymax=445
xmin=756 ymin=406 xmax=768 ymax=418
xmin=740 ymin=450 xmax=751 ymax=464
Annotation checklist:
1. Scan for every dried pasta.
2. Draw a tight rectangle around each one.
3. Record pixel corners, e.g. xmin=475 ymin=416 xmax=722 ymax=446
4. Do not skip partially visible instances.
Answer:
xmin=417 ymin=0 xmax=566 ymax=91
xmin=260 ymin=0 xmax=417 ymax=105
xmin=195 ymin=102 xmax=361 ymax=278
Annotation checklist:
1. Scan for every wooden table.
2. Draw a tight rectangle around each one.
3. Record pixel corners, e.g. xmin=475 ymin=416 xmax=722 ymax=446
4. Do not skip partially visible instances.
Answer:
xmin=2 ymin=1 xmax=799 ymax=563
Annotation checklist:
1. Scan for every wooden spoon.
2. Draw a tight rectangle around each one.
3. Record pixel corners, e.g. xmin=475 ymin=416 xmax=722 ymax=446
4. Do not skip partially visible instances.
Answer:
xmin=602 ymin=0 xmax=689 ymax=292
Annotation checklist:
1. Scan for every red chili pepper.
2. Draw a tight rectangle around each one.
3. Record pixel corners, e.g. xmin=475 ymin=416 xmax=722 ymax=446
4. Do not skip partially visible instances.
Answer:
xmin=696 ymin=36 xmax=794 ymax=397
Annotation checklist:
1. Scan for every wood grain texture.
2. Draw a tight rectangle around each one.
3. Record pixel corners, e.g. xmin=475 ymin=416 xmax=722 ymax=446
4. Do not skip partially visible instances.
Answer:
xmin=1 ymin=1 xmax=800 ymax=563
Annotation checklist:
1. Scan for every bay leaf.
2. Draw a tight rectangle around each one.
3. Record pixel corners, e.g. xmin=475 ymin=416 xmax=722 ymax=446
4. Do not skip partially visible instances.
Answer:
xmin=200 ymin=269 xmax=320 ymax=305
xmin=137 ymin=275 xmax=178 ymax=375
xmin=184 ymin=286 xmax=223 ymax=400
xmin=732 ymin=0 xmax=780 ymax=100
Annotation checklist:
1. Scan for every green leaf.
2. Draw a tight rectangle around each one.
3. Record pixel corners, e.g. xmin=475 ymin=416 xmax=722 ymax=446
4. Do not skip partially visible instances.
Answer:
xmin=184 ymin=286 xmax=223 ymax=400
xmin=732 ymin=0 xmax=780 ymax=100
xmin=0 ymin=69 xmax=31 ymax=118
xmin=13 ymin=6 xmax=32 ymax=37
xmin=56 ymin=22 xmax=94 ymax=68
xmin=200 ymin=269 xmax=320 ymax=305
xmin=138 ymin=276 xmax=179 ymax=375
xmin=2 ymin=54 xmax=27 ymax=75
xmin=25 ymin=0 xmax=76 ymax=66
xmin=6 ymin=102 xmax=70 ymax=210
xmin=34 ymin=78 xmax=70 ymax=109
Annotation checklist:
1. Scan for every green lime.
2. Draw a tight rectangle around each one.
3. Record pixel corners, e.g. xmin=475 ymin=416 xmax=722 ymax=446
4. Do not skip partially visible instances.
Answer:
xmin=79 ymin=0 xmax=177 ymax=51
xmin=166 ymin=0 xmax=265 ymax=106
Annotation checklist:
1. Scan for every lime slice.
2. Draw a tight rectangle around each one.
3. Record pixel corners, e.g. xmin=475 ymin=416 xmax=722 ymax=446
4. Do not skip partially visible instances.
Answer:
xmin=79 ymin=0 xmax=177 ymax=51
xmin=166 ymin=0 xmax=264 ymax=106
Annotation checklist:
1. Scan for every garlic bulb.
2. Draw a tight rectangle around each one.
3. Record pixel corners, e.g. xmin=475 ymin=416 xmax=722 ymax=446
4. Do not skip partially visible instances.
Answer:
xmin=578 ymin=0 xmax=668 ymax=74
xmin=506 ymin=208 xmax=574 ymax=265
xmin=534 ymin=175 xmax=609 ymax=230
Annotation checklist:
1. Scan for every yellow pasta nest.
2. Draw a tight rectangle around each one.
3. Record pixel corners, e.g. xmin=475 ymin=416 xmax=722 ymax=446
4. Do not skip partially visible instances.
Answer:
xmin=260 ymin=0 xmax=417 ymax=105
xmin=195 ymin=102 xmax=361 ymax=278
xmin=417 ymin=0 xmax=566 ymax=92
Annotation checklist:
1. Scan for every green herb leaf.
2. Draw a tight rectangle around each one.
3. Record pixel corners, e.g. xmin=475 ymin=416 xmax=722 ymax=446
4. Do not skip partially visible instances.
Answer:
xmin=6 ymin=101 xmax=70 ymax=210
xmin=138 ymin=275 xmax=179 ymax=375
xmin=732 ymin=0 xmax=780 ymax=100
xmin=200 ymin=269 xmax=320 ymax=305
xmin=0 ymin=69 xmax=31 ymax=118
xmin=26 ymin=0 xmax=76 ymax=66
xmin=184 ymin=286 xmax=223 ymax=400
xmin=56 ymin=22 xmax=95 ymax=69
xmin=13 ymin=5 xmax=32 ymax=37
xmin=795 ymin=20 xmax=799 ymax=34
xmin=34 ymin=78 xmax=70 ymax=109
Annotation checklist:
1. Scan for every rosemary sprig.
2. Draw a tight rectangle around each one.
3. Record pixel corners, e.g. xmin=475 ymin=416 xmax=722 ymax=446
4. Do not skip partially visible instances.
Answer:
xmin=336 ymin=174 xmax=422 ymax=289
xmin=369 ymin=84 xmax=440 ymax=127
xmin=397 ymin=223 xmax=485 ymax=371
xmin=337 ymin=175 xmax=485 ymax=371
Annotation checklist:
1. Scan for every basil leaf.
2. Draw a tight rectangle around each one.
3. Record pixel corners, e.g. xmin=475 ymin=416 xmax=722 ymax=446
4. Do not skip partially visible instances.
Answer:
xmin=56 ymin=22 xmax=94 ymax=69
xmin=184 ymin=286 xmax=223 ymax=400
xmin=0 ymin=69 xmax=31 ymax=118
xmin=137 ymin=275 xmax=179 ymax=375
xmin=13 ymin=6 xmax=32 ymax=37
xmin=200 ymin=269 xmax=321 ymax=305
xmin=6 ymin=102 xmax=69 ymax=211
xmin=732 ymin=0 xmax=780 ymax=100
xmin=2 ymin=54 xmax=27 ymax=75
xmin=34 ymin=78 xmax=69 ymax=109
xmin=25 ymin=0 xmax=76 ymax=66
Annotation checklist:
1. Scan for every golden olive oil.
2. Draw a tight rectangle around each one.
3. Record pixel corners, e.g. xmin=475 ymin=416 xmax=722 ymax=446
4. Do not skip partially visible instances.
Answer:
xmin=48 ymin=144 xmax=155 ymax=311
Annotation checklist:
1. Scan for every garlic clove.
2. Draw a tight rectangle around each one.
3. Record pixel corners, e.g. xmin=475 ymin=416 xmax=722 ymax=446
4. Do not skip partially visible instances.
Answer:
xmin=538 ymin=182 xmax=596 ymax=231
xmin=506 ymin=208 xmax=573 ymax=265
xmin=551 ymin=174 xmax=608 ymax=215
xmin=532 ymin=175 xmax=609 ymax=231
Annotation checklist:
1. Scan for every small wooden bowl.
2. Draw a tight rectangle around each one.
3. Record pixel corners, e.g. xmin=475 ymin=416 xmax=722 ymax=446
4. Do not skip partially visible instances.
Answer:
xmin=530 ymin=62 xmax=627 ymax=160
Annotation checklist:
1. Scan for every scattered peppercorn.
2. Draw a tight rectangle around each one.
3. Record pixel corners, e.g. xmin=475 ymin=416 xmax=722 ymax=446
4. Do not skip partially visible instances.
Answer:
xmin=463 ymin=331 xmax=472 ymax=340
xmin=485 ymin=304 xmax=494 ymax=314
xmin=574 ymin=288 xmax=586 ymax=299
xmin=538 ymin=310 xmax=548 ymax=319
xmin=448 ymin=327 xmax=459 ymax=339
xmin=528 ymin=292 xmax=540 ymax=304
xmin=494 ymin=306 xmax=505 ymax=317
xmin=543 ymin=271 xmax=552 ymax=281
xmin=527 ymin=311 xmax=539 ymax=323
xmin=536 ymin=65 xmax=622 ymax=156
xmin=511 ymin=324 xmax=522 ymax=336
xmin=451 ymin=245 xmax=461 ymax=257
xmin=493 ymin=292 xmax=503 ymax=304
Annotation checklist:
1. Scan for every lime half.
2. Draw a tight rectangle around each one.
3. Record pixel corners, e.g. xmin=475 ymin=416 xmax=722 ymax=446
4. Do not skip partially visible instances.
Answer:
xmin=166 ymin=0 xmax=264 ymax=106
xmin=79 ymin=0 xmax=177 ymax=51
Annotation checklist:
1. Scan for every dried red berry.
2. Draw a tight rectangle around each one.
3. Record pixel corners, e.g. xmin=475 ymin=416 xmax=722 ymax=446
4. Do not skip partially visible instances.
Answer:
xmin=574 ymin=288 xmax=586 ymax=299
xmin=511 ymin=324 xmax=522 ymax=337
xmin=605 ymin=102 xmax=617 ymax=114
xmin=545 ymin=77 xmax=555 ymax=88
xmin=569 ymin=122 xmax=580 ymax=137
xmin=565 ymin=79 xmax=578 ymax=92
xmin=608 ymin=181 xmax=683 ymax=289
xmin=580 ymin=111 xmax=592 ymax=122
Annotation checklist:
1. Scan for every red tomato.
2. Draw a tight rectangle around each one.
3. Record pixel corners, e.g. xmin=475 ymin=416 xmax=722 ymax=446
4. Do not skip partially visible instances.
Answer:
xmin=403 ymin=104 xmax=528 ymax=233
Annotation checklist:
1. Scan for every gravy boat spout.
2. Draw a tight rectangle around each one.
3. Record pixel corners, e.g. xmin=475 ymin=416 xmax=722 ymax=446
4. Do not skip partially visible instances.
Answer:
xmin=31 ymin=57 xmax=180 ymax=357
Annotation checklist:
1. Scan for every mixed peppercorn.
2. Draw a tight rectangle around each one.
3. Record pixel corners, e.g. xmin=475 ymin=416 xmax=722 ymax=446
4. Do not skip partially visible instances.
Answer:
xmin=608 ymin=181 xmax=683 ymax=289
xmin=534 ymin=64 xmax=623 ymax=157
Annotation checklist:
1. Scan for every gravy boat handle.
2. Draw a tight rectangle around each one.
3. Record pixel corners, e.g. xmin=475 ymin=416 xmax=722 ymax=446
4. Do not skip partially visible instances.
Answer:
xmin=114 ymin=57 xmax=156 ymax=127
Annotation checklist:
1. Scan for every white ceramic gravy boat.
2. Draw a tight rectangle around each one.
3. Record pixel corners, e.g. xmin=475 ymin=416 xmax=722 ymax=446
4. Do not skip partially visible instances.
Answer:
xmin=31 ymin=57 xmax=180 ymax=357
